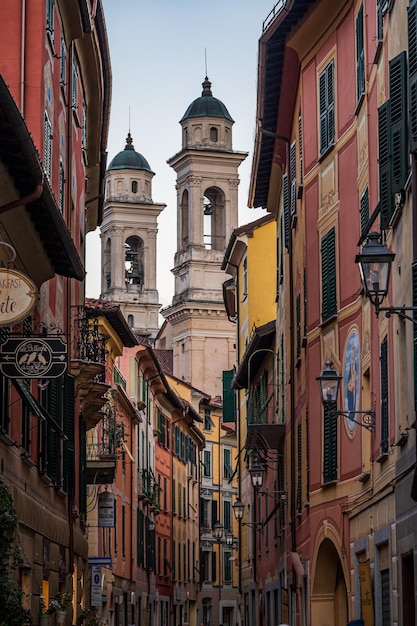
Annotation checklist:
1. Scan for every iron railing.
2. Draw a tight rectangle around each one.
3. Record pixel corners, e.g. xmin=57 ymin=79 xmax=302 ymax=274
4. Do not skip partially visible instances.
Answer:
xmin=71 ymin=306 xmax=108 ymax=382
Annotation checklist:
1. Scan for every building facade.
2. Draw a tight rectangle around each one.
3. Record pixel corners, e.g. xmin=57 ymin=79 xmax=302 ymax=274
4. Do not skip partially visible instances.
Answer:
xmin=0 ymin=1 xmax=111 ymax=624
xmin=247 ymin=1 xmax=417 ymax=625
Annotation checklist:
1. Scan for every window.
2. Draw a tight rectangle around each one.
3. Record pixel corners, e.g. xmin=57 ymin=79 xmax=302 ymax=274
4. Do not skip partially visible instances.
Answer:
xmin=380 ymin=336 xmax=389 ymax=454
xmin=60 ymin=36 xmax=66 ymax=85
xmin=360 ymin=187 xmax=369 ymax=236
xmin=132 ymin=180 xmax=138 ymax=194
xmin=200 ymin=497 xmax=211 ymax=530
xmin=321 ymin=227 xmax=337 ymax=323
xmin=409 ymin=0 xmax=417 ymax=153
xmin=82 ymin=101 xmax=87 ymax=149
xmin=323 ymin=400 xmax=337 ymax=483
xmin=379 ymin=52 xmax=408 ymax=228
xmin=242 ymin=256 xmax=248 ymax=297
xmin=203 ymin=408 xmax=213 ymax=431
xmin=210 ymin=127 xmax=218 ymax=142
xmin=0 ymin=373 xmax=9 ymax=434
xmin=125 ymin=236 xmax=144 ymax=287
xmin=318 ymin=60 xmax=335 ymax=156
xmin=222 ymin=369 xmax=236 ymax=422
xmin=203 ymin=450 xmax=211 ymax=477
xmin=44 ymin=112 xmax=52 ymax=181
xmin=296 ymin=423 xmax=302 ymax=511
xmin=356 ymin=5 xmax=365 ymax=102
xmin=46 ymin=0 xmax=55 ymax=41
xmin=224 ymin=549 xmax=232 ymax=583
xmin=223 ymin=500 xmax=231 ymax=531
xmin=59 ymin=159 xmax=65 ymax=213
xmin=296 ymin=293 xmax=301 ymax=361
xmin=290 ymin=140 xmax=297 ymax=219
xmin=72 ymin=57 xmax=78 ymax=110
xmin=223 ymin=448 xmax=233 ymax=481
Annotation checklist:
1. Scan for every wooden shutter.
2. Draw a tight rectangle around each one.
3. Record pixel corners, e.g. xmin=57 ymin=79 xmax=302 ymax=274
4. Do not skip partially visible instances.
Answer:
xmin=380 ymin=337 xmax=389 ymax=454
xmin=222 ymin=369 xmax=236 ymax=422
xmin=360 ymin=187 xmax=369 ymax=236
xmin=378 ymin=101 xmax=392 ymax=228
xmin=413 ymin=261 xmax=417 ymax=412
xmin=323 ymin=401 xmax=337 ymax=483
xmin=282 ymin=173 xmax=290 ymax=249
xmin=296 ymin=422 xmax=302 ymax=511
xmin=408 ymin=0 xmax=417 ymax=152
xmin=389 ymin=52 xmax=408 ymax=191
xmin=296 ymin=294 xmax=301 ymax=360
xmin=290 ymin=141 xmax=297 ymax=219
xmin=63 ymin=373 xmax=75 ymax=498
xmin=319 ymin=61 xmax=335 ymax=155
xmin=321 ymin=228 xmax=337 ymax=322
xmin=356 ymin=5 xmax=365 ymax=101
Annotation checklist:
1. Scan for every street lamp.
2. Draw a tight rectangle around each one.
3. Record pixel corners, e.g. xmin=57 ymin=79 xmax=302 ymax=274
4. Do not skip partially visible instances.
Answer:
xmin=212 ymin=521 xmax=223 ymax=601
xmin=249 ymin=460 xmax=265 ymax=489
xmin=317 ymin=360 xmax=376 ymax=431
xmin=355 ymin=231 xmax=417 ymax=322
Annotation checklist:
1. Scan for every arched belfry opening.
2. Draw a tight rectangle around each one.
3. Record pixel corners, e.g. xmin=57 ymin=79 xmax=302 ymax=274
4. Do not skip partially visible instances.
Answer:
xmin=181 ymin=190 xmax=189 ymax=250
xmin=203 ymin=187 xmax=225 ymax=251
xmin=125 ymin=236 xmax=144 ymax=289
xmin=103 ymin=238 xmax=111 ymax=289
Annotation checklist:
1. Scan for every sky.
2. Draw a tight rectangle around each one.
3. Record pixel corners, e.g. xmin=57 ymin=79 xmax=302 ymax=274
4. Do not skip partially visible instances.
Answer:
xmin=85 ymin=0 xmax=274 ymax=308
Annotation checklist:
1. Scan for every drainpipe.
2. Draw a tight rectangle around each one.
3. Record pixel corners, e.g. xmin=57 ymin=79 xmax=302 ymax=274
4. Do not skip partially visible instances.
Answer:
xmin=0 ymin=185 xmax=43 ymax=214
xmin=20 ymin=0 xmax=26 ymax=114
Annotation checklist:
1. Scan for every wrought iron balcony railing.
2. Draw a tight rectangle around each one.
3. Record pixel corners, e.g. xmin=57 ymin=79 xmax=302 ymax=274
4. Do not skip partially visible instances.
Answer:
xmin=71 ymin=305 xmax=108 ymax=382
xmin=139 ymin=468 xmax=160 ymax=509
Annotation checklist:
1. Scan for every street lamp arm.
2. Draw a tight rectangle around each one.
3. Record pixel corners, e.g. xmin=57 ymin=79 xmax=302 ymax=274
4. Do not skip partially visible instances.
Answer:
xmin=378 ymin=306 xmax=417 ymax=324
xmin=332 ymin=410 xmax=376 ymax=432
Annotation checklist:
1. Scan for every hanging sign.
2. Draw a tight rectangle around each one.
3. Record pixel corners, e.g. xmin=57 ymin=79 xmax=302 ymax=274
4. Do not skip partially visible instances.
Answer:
xmin=0 ymin=337 xmax=67 ymax=378
xmin=98 ymin=492 xmax=115 ymax=527
xmin=0 ymin=268 xmax=37 ymax=326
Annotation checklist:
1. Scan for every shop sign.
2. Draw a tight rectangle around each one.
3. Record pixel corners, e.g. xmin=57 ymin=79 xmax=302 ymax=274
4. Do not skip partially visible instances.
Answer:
xmin=0 ymin=268 xmax=37 ymax=327
xmin=98 ymin=492 xmax=115 ymax=527
xmin=0 ymin=337 xmax=67 ymax=378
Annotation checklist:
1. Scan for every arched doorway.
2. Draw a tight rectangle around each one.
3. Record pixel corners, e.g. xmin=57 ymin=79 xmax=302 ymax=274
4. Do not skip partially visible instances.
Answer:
xmin=311 ymin=538 xmax=348 ymax=626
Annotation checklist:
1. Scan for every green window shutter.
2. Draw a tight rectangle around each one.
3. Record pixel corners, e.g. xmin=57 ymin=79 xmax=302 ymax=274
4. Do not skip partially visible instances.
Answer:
xmin=47 ymin=378 xmax=62 ymax=485
xmin=303 ymin=267 xmax=307 ymax=337
xmin=413 ymin=261 xmax=417 ymax=412
xmin=360 ymin=187 xmax=369 ymax=236
xmin=63 ymin=373 xmax=75 ymax=498
xmin=378 ymin=101 xmax=393 ymax=228
xmin=211 ymin=500 xmax=217 ymax=529
xmin=298 ymin=112 xmax=303 ymax=184
xmin=282 ymin=173 xmax=290 ymax=249
xmin=356 ymin=5 xmax=365 ymax=101
xmin=380 ymin=337 xmax=389 ymax=454
xmin=408 ymin=0 xmax=417 ymax=152
xmin=296 ymin=294 xmax=301 ymax=360
xmin=321 ymin=228 xmax=337 ymax=323
xmin=222 ymin=369 xmax=236 ymax=422
xmin=319 ymin=61 xmax=335 ymax=156
xmin=296 ymin=422 xmax=302 ymax=511
xmin=290 ymin=141 xmax=297 ymax=219
xmin=389 ymin=52 xmax=408 ymax=192
xmin=323 ymin=401 xmax=337 ymax=483
xmin=79 ymin=416 xmax=86 ymax=519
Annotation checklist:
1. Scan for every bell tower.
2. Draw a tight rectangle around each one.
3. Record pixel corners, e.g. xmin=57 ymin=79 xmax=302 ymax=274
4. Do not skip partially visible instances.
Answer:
xmin=162 ymin=77 xmax=247 ymax=396
xmin=100 ymin=133 xmax=166 ymax=338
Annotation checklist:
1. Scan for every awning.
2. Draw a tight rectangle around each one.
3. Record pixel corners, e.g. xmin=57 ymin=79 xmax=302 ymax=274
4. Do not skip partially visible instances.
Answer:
xmin=245 ymin=422 xmax=285 ymax=452
xmin=12 ymin=379 xmax=67 ymax=440
xmin=233 ymin=320 xmax=276 ymax=389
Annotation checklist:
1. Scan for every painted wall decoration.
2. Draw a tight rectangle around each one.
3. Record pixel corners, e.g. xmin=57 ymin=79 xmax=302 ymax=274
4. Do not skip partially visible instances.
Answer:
xmin=343 ymin=330 xmax=360 ymax=431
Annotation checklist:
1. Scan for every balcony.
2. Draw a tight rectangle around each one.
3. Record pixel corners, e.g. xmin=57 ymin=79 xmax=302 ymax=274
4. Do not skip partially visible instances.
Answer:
xmin=71 ymin=305 xmax=110 ymax=430
xmin=138 ymin=468 xmax=160 ymax=510
xmin=85 ymin=391 xmax=124 ymax=484
xmin=245 ymin=385 xmax=285 ymax=452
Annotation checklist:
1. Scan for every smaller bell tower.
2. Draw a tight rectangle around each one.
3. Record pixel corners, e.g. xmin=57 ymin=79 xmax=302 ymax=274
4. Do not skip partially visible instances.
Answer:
xmin=100 ymin=133 xmax=166 ymax=338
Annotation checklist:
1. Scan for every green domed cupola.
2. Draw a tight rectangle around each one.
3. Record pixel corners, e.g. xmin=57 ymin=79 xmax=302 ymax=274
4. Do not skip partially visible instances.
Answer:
xmin=181 ymin=77 xmax=233 ymax=122
xmin=108 ymin=133 xmax=154 ymax=173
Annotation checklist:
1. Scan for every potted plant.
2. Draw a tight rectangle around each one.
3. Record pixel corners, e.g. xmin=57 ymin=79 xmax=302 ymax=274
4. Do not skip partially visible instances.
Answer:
xmin=46 ymin=592 xmax=72 ymax=624
xmin=76 ymin=607 xmax=105 ymax=626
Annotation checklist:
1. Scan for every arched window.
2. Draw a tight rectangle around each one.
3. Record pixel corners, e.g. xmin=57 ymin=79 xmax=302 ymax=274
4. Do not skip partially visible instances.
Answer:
xmin=127 ymin=314 xmax=134 ymax=328
xmin=132 ymin=180 xmax=138 ymax=194
xmin=210 ymin=126 xmax=218 ymax=142
xmin=125 ymin=236 xmax=144 ymax=288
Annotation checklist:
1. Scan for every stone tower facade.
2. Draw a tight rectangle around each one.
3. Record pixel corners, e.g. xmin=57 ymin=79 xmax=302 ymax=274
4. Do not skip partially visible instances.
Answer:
xmin=100 ymin=134 xmax=165 ymax=338
xmin=161 ymin=77 xmax=247 ymax=397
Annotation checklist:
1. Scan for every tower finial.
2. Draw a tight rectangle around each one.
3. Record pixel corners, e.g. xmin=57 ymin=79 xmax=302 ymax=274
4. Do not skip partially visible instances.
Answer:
xmin=205 ymin=48 xmax=208 ymax=77
xmin=202 ymin=76 xmax=212 ymax=97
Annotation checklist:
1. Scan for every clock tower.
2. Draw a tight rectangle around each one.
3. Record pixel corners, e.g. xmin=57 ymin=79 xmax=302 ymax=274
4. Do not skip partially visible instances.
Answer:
xmin=161 ymin=77 xmax=247 ymax=396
